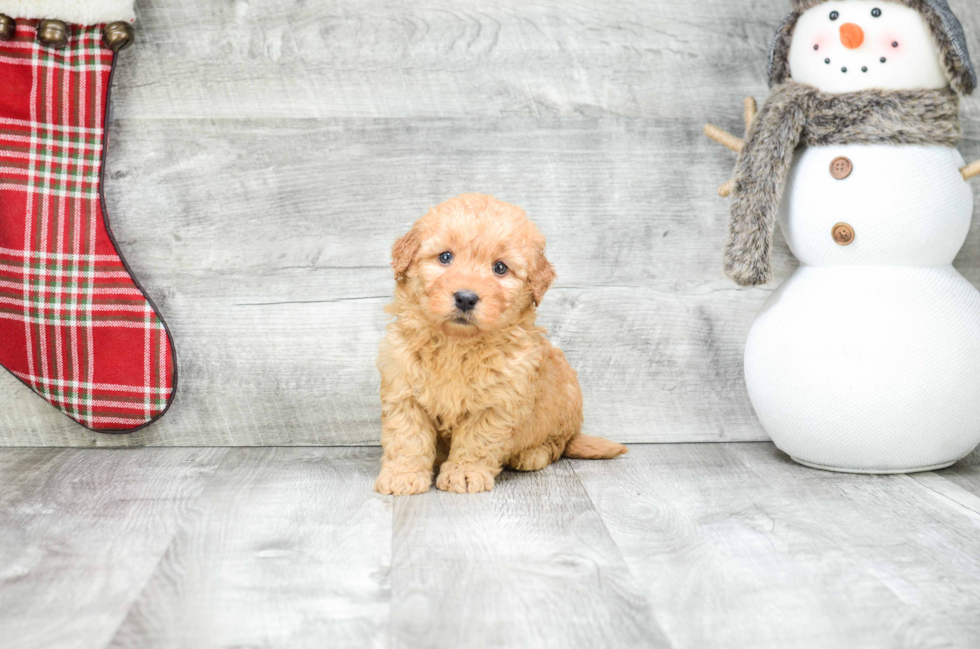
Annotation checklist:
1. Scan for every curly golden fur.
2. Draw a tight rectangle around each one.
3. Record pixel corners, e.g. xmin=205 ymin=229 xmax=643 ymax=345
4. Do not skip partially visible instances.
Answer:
xmin=374 ymin=194 xmax=626 ymax=496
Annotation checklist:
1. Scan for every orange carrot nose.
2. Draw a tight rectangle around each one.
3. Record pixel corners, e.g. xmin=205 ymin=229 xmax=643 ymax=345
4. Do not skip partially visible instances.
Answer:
xmin=840 ymin=23 xmax=865 ymax=49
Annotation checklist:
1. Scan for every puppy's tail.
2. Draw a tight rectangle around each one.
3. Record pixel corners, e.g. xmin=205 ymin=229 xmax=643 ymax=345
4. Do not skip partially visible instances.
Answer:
xmin=563 ymin=434 xmax=628 ymax=460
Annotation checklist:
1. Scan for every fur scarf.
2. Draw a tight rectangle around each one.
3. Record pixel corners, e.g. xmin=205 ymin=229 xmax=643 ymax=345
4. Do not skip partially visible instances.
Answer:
xmin=725 ymin=80 xmax=961 ymax=286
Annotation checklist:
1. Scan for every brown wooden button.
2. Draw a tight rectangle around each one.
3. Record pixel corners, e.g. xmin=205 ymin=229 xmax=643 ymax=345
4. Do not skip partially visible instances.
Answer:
xmin=830 ymin=156 xmax=853 ymax=180
xmin=832 ymin=222 xmax=855 ymax=246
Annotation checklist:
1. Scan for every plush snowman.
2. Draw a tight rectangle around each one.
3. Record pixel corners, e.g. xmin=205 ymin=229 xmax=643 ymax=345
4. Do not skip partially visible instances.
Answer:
xmin=706 ymin=0 xmax=980 ymax=473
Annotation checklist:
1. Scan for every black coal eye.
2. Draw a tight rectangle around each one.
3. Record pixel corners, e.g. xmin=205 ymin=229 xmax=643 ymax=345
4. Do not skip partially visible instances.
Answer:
xmin=439 ymin=251 xmax=453 ymax=265
xmin=493 ymin=261 xmax=508 ymax=276
xmin=871 ymin=8 xmax=881 ymax=17
xmin=829 ymin=11 xmax=839 ymax=20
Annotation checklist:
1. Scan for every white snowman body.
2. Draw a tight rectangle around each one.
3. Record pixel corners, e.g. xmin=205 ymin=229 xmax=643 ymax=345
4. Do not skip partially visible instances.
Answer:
xmin=743 ymin=0 xmax=980 ymax=471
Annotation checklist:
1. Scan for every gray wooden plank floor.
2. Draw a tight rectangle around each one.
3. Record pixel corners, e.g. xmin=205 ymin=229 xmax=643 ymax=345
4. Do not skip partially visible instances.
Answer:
xmin=4 ymin=0 xmax=980 ymax=446
xmin=390 ymin=461 xmax=666 ymax=649
xmin=107 ymin=448 xmax=391 ymax=649
xmin=0 ymin=448 xmax=228 ymax=649
xmin=3 ymin=444 xmax=980 ymax=649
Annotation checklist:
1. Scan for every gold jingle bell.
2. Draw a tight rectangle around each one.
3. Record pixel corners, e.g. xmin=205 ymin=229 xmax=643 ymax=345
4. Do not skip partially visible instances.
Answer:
xmin=37 ymin=19 xmax=69 ymax=49
xmin=0 ymin=14 xmax=15 ymax=41
xmin=102 ymin=21 xmax=135 ymax=52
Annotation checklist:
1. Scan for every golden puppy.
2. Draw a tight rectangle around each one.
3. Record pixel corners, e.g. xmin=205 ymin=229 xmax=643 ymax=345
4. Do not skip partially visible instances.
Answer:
xmin=375 ymin=194 xmax=626 ymax=496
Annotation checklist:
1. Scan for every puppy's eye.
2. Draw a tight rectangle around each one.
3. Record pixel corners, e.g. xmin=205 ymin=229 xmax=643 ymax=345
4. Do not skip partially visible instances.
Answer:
xmin=438 ymin=251 xmax=453 ymax=265
xmin=829 ymin=10 xmax=839 ymax=20
xmin=493 ymin=261 xmax=508 ymax=276
xmin=871 ymin=8 xmax=881 ymax=17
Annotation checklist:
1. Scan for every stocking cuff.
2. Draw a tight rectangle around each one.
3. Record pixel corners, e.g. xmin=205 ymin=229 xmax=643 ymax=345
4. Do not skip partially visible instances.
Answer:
xmin=0 ymin=0 xmax=135 ymax=24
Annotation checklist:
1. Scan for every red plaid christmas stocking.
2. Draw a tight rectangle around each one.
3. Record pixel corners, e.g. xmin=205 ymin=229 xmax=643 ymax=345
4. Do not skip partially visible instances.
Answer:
xmin=0 ymin=2 xmax=176 ymax=432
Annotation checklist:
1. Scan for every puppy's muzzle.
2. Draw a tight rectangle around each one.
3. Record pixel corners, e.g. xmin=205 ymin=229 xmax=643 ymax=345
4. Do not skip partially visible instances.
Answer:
xmin=454 ymin=290 xmax=480 ymax=313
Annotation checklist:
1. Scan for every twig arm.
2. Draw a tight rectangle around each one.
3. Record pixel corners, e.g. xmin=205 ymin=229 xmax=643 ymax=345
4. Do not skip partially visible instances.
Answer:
xmin=743 ymin=97 xmax=757 ymax=134
xmin=962 ymin=161 xmax=980 ymax=181
xmin=707 ymin=98 xmax=755 ymax=198
xmin=704 ymin=124 xmax=744 ymax=153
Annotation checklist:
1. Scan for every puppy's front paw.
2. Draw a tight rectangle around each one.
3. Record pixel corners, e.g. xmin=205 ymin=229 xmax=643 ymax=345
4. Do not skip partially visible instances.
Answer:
xmin=374 ymin=468 xmax=432 ymax=496
xmin=436 ymin=462 xmax=495 ymax=494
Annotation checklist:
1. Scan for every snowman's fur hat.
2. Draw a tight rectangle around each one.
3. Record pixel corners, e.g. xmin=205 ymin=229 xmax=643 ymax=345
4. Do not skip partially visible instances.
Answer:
xmin=769 ymin=0 xmax=976 ymax=95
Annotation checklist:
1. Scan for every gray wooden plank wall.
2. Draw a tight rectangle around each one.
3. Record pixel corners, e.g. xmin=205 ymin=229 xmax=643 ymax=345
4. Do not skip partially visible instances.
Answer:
xmin=1 ymin=0 xmax=979 ymax=446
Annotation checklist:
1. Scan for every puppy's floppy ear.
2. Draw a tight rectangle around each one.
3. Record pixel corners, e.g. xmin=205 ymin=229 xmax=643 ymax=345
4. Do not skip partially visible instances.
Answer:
xmin=529 ymin=252 xmax=556 ymax=306
xmin=391 ymin=226 xmax=422 ymax=281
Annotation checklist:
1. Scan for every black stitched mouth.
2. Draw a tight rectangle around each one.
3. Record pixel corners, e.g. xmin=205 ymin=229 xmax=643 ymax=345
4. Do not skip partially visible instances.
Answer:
xmin=837 ymin=62 xmax=880 ymax=74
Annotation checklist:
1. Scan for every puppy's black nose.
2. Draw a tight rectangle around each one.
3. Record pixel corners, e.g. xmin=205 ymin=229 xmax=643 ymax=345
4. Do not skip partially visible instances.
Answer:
xmin=454 ymin=290 xmax=480 ymax=312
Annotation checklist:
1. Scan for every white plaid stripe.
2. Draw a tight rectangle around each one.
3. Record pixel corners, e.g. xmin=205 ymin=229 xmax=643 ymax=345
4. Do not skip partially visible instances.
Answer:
xmin=0 ymin=296 xmax=161 ymax=312
xmin=37 ymin=40 xmax=52 ymax=388
xmin=143 ymin=303 xmax=150 ymax=417
xmin=0 ymin=56 xmax=112 ymax=71
xmin=2 ymin=150 xmax=101 ymax=168
xmin=0 ymin=117 xmax=102 ymax=134
xmin=1 ymin=312 xmax=166 ymax=328
xmin=87 ymin=28 xmax=98 ymax=424
xmin=0 ymin=266 xmax=139 ymax=279
xmin=53 ymin=56 xmax=67 ymax=418
xmin=22 ymin=34 xmax=39 ymax=391
xmin=91 ymin=415 xmax=154 ymax=424
xmin=0 ymin=280 xmax=143 ymax=294
xmin=1 ymin=167 xmax=100 ymax=185
xmin=11 ymin=370 xmax=173 ymax=395
xmin=0 ymin=184 xmax=99 ymax=198
xmin=0 ymin=246 xmax=117 ymax=260
xmin=0 ymin=134 xmax=102 ymax=152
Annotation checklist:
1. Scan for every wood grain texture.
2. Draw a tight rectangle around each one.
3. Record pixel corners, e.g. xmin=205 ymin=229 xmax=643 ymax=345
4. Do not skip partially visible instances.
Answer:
xmin=107 ymin=448 xmax=391 ymax=649
xmin=1 ymin=0 xmax=979 ymax=445
xmin=572 ymin=444 xmax=980 ymax=649
xmin=113 ymin=0 xmax=791 ymax=121
xmin=938 ymin=448 xmax=980 ymax=496
xmin=0 ymin=448 xmax=227 ymax=649
xmin=0 ymin=116 xmax=772 ymax=445
xmin=389 ymin=459 xmax=667 ymax=649
xmin=4 ymin=445 xmax=980 ymax=648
